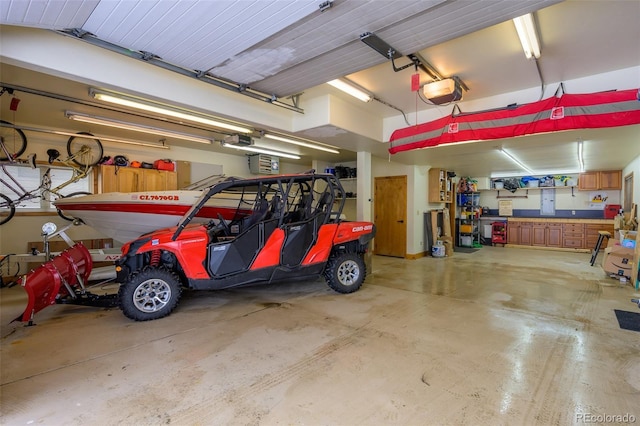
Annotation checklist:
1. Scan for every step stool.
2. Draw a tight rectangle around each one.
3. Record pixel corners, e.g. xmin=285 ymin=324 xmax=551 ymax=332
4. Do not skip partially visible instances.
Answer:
xmin=589 ymin=230 xmax=611 ymax=266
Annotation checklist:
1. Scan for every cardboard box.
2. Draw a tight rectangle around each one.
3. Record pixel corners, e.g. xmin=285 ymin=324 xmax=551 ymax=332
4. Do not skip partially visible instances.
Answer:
xmin=602 ymin=245 xmax=635 ymax=278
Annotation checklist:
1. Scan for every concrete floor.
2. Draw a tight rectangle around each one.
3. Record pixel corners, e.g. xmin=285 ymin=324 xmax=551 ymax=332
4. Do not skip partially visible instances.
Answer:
xmin=1 ymin=246 xmax=639 ymax=425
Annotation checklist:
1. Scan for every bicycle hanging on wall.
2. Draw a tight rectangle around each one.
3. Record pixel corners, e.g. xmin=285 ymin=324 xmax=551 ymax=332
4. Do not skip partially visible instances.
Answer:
xmin=0 ymin=120 xmax=103 ymax=225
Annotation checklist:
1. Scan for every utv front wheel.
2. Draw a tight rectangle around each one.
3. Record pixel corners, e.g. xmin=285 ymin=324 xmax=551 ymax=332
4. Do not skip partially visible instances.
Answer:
xmin=324 ymin=252 xmax=365 ymax=294
xmin=119 ymin=266 xmax=182 ymax=321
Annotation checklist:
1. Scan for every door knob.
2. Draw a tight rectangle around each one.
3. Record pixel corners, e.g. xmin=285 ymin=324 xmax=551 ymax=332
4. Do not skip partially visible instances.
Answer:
xmin=397 ymin=220 xmax=404 ymax=223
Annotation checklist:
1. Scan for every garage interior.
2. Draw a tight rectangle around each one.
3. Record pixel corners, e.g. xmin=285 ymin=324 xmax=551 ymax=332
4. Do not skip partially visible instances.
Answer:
xmin=1 ymin=0 xmax=639 ymax=424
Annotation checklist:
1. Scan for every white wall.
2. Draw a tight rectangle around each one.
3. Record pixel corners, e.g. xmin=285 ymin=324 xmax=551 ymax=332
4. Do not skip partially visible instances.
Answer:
xmin=371 ymin=158 xmax=442 ymax=256
xmin=623 ymin=154 xmax=640 ymax=217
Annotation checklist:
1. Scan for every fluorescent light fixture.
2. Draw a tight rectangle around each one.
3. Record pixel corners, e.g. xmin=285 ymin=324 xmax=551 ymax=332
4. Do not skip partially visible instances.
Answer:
xmin=499 ymin=148 xmax=534 ymax=174
xmin=513 ymin=13 xmax=540 ymax=59
xmin=578 ymin=140 xmax=585 ymax=172
xmin=66 ymin=111 xmax=213 ymax=144
xmin=90 ymin=89 xmax=253 ymax=134
xmin=491 ymin=169 xmax=581 ymax=178
xmin=263 ymin=133 xmax=340 ymax=154
xmin=220 ymin=142 xmax=301 ymax=160
xmin=327 ymin=79 xmax=373 ymax=102
xmin=90 ymin=135 xmax=170 ymax=150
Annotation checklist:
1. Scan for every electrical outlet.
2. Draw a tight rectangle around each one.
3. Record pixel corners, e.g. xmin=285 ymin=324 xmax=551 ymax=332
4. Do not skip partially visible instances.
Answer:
xmin=572 ymin=210 xmax=576 ymax=215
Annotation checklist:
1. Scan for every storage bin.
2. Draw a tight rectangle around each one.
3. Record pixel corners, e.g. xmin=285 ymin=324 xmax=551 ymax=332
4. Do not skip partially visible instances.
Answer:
xmin=460 ymin=224 xmax=473 ymax=233
xmin=554 ymin=179 xmax=565 ymax=186
xmin=527 ymin=180 xmax=539 ymax=187
xmin=604 ymin=204 xmax=621 ymax=219
xmin=474 ymin=177 xmax=490 ymax=190
xmin=494 ymin=181 xmax=504 ymax=189
xmin=461 ymin=236 xmax=472 ymax=246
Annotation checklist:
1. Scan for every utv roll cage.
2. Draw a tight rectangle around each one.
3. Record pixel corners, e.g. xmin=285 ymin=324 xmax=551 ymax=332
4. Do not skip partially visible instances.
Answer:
xmin=172 ymin=171 xmax=346 ymax=241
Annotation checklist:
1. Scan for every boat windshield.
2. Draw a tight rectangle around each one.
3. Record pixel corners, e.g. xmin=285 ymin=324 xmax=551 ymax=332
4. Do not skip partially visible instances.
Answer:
xmin=180 ymin=188 xmax=211 ymax=224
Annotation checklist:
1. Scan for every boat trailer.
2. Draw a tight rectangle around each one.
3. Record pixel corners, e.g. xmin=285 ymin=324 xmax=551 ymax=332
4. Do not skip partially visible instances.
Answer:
xmin=3 ymin=221 xmax=121 ymax=325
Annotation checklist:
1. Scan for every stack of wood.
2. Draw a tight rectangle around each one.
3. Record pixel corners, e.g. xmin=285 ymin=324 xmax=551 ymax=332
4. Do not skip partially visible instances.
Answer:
xmin=615 ymin=204 xmax=638 ymax=231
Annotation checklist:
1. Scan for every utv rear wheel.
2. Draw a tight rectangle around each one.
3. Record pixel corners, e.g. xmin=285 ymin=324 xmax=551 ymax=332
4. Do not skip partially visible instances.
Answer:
xmin=119 ymin=266 xmax=182 ymax=321
xmin=324 ymin=252 xmax=365 ymax=294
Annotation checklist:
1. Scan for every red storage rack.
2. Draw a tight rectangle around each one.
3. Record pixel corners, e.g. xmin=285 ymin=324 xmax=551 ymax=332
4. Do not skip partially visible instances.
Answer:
xmin=491 ymin=222 xmax=507 ymax=246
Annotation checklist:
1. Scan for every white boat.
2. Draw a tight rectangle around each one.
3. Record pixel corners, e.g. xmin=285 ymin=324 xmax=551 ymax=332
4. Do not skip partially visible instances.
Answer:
xmin=54 ymin=189 xmax=250 ymax=243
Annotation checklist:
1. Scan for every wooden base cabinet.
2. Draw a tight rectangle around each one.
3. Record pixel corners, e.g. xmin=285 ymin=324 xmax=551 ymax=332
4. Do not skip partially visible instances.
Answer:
xmin=585 ymin=223 xmax=615 ymax=250
xmin=509 ymin=221 xmax=561 ymax=247
xmin=508 ymin=219 xmax=613 ymax=250
xmin=507 ymin=222 xmax=521 ymax=245
xmin=519 ymin=222 xmax=532 ymax=245
xmin=533 ymin=222 xmax=562 ymax=247
xmin=562 ymin=223 xmax=585 ymax=249
xmin=507 ymin=221 xmax=532 ymax=245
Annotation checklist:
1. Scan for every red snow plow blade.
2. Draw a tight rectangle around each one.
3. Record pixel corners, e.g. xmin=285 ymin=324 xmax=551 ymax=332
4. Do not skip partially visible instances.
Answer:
xmin=16 ymin=242 xmax=93 ymax=323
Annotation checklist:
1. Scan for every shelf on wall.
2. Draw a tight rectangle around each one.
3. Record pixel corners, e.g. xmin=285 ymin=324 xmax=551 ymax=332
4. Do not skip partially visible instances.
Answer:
xmin=493 ymin=186 xmax=577 ymax=198
xmin=488 ymin=185 xmax=578 ymax=191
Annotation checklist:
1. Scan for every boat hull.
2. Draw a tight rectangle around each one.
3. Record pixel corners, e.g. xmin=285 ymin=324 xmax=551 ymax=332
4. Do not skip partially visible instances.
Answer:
xmin=54 ymin=191 xmax=248 ymax=242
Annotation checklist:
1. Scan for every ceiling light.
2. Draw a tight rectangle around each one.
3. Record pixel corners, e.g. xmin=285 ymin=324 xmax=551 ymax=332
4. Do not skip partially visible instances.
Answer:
xmin=423 ymin=78 xmax=463 ymax=104
xmin=327 ymin=79 xmax=373 ymax=103
xmin=220 ymin=142 xmax=301 ymax=160
xmin=513 ymin=13 xmax=540 ymax=59
xmin=578 ymin=140 xmax=585 ymax=172
xmin=66 ymin=111 xmax=213 ymax=144
xmin=89 ymin=135 xmax=169 ymax=150
xmin=359 ymin=32 xmax=402 ymax=60
xmin=499 ymin=148 xmax=534 ymax=174
xmin=90 ymin=89 xmax=253 ymax=134
xmin=263 ymin=133 xmax=340 ymax=154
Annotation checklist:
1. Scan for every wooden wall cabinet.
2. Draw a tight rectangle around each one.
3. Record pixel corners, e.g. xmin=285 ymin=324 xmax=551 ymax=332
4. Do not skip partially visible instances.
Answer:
xmin=100 ymin=165 xmax=178 ymax=193
xmin=578 ymin=170 xmax=622 ymax=190
xmin=428 ymin=168 xmax=453 ymax=203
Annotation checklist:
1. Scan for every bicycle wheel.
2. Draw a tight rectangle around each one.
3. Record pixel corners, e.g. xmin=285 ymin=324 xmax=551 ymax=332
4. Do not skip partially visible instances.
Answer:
xmin=56 ymin=191 xmax=92 ymax=221
xmin=67 ymin=132 xmax=103 ymax=167
xmin=0 ymin=120 xmax=27 ymax=161
xmin=0 ymin=193 xmax=16 ymax=225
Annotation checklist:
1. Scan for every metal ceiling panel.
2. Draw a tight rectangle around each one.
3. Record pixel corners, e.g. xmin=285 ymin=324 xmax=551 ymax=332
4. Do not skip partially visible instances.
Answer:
xmin=251 ymin=0 xmax=562 ymax=96
xmin=82 ymin=0 xmax=320 ymax=72
xmin=375 ymin=0 xmax=562 ymax=53
xmin=0 ymin=0 xmax=98 ymax=29
xmin=209 ymin=0 xmax=446 ymax=84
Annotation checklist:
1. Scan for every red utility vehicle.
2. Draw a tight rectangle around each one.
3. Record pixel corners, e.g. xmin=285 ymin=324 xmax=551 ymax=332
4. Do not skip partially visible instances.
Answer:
xmin=115 ymin=172 xmax=376 ymax=321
